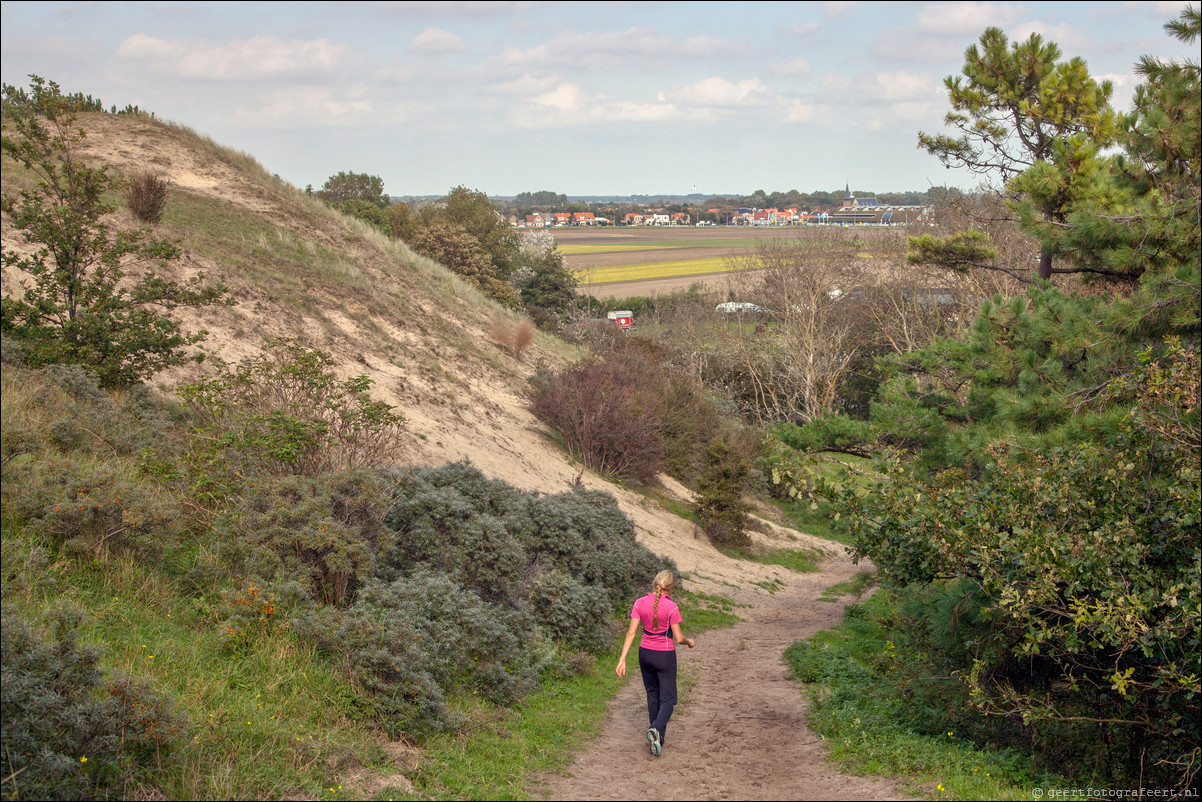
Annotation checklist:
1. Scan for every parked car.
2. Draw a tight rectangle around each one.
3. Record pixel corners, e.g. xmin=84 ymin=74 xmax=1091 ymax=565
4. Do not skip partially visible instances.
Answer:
xmin=715 ymin=302 xmax=775 ymax=316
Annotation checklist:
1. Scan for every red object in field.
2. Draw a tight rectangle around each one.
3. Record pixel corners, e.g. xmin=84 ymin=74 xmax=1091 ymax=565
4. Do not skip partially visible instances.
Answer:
xmin=606 ymin=311 xmax=634 ymax=331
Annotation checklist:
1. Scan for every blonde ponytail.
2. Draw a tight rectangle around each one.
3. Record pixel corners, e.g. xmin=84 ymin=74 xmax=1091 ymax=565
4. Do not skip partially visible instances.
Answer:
xmin=651 ymin=570 xmax=676 ymax=630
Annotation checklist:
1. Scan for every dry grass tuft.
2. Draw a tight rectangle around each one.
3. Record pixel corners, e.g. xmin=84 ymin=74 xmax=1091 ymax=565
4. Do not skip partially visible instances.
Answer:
xmin=489 ymin=318 xmax=536 ymax=360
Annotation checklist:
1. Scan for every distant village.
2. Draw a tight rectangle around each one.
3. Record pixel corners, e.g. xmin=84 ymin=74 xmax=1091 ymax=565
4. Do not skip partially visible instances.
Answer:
xmin=510 ymin=187 xmax=930 ymax=228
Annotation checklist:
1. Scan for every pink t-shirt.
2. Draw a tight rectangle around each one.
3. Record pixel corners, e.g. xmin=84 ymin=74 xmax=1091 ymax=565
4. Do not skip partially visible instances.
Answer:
xmin=631 ymin=593 xmax=682 ymax=651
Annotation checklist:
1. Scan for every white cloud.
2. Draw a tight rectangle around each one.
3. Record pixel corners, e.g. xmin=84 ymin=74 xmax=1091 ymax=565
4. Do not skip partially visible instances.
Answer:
xmin=782 ymin=98 xmax=816 ymax=122
xmin=824 ymin=2 xmax=859 ymax=18
xmin=512 ymin=81 xmax=690 ymax=128
xmin=500 ymin=27 xmax=748 ymax=68
xmin=658 ymin=77 xmax=771 ymax=107
xmin=409 ymin=27 xmax=467 ymax=54
xmin=486 ymin=72 xmax=559 ymax=95
xmin=116 ymin=34 xmax=347 ymax=80
xmin=915 ymin=2 xmax=1029 ymax=35
xmin=1010 ymin=20 xmax=1093 ymax=52
xmin=374 ymin=1 xmax=540 ymax=14
xmin=228 ymin=85 xmax=374 ymax=128
xmin=873 ymin=70 xmax=940 ymax=101
xmin=784 ymin=23 xmax=821 ymax=36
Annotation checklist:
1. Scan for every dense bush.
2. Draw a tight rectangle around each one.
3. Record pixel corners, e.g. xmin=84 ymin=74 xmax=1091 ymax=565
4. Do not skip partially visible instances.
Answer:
xmin=293 ymin=598 xmax=451 ymax=739
xmin=287 ymin=462 xmax=671 ymax=740
xmin=1 ymin=605 xmax=185 ymax=800
xmin=213 ymin=472 xmax=388 ymax=605
xmin=519 ymin=486 xmax=668 ymax=613
xmin=35 ymin=364 xmax=177 ymax=457
xmin=532 ymin=333 xmax=758 ymax=489
xmin=5 ymin=456 xmax=186 ymax=562
xmin=836 ymin=340 xmax=1200 ymax=787
xmin=529 ymin=357 xmax=664 ymax=483
xmin=694 ymin=436 xmax=753 ymax=549
xmin=527 ymin=569 xmax=611 ymax=652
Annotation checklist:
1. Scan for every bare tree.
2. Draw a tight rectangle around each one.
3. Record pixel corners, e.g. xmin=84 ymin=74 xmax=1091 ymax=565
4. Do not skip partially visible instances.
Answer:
xmin=717 ymin=232 xmax=866 ymax=424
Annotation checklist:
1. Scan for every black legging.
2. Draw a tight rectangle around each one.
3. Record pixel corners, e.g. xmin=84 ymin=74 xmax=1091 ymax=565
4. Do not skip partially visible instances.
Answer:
xmin=638 ymin=646 xmax=677 ymax=744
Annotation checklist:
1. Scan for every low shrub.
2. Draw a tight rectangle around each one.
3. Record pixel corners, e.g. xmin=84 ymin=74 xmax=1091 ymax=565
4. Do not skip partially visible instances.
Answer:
xmin=519 ymin=487 xmax=669 ymax=612
xmin=527 ymin=569 xmax=612 ymax=652
xmin=293 ymin=600 xmax=451 ymax=740
xmin=489 ymin=318 xmax=536 ymax=360
xmin=381 ymin=473 xmax=528 ymax=606
xmin=1 ymin=605 xmax=185 ymax=801
xmin=6 ymin=456 xmax=186 ymax=562
xmin=529 ymin=358 xmax=664 ymax=483
xmin=181 ymin=339 xmax=405 ymax=497
xmin=124 ymin=171 xmax=169 ymax=225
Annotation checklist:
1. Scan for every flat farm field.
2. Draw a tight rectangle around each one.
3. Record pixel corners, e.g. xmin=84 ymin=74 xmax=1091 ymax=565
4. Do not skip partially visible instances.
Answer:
xmin=554 ymin=226 xmax=799 ymax=295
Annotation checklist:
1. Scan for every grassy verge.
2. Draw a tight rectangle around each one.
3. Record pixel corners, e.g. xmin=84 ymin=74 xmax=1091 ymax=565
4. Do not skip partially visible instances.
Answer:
xmin=817 ymin=571 xmax=875 ymax=603
xmin=0 ymin=543 xmax=387 ymax=801
xmin=785 ymin=590 xmax=1064 ymax=800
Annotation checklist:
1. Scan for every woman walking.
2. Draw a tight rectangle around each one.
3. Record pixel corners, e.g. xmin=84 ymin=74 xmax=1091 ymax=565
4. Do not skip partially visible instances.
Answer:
xmin=616 ymin=570 xmax=695 ymax=756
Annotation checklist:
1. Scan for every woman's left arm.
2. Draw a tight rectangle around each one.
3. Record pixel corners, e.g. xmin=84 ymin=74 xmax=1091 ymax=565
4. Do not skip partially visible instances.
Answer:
xmin=671 ymin=622 xmax=695 ymax=648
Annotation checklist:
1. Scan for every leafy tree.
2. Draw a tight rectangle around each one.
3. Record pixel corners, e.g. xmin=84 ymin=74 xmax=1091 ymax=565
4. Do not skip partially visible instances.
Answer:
xmin=1048 ymin=6 xmax=1200 ymax=330
xmin=381 ymin=200 xmax=419 ymax=241
xmin=514 ymin=229 xmax=577 ymax=316
xmin=1 ymin=76 xmax=231 ymax=387
xmin=316 ymin=171 xmax=387 ymax=207
xmin=446 ymin=185 xmax=520 ymax=267
xmin=917 ymin=28 xmax=1120 ymax=280
xmin=409 ymin=220 xmax=521 ymax=307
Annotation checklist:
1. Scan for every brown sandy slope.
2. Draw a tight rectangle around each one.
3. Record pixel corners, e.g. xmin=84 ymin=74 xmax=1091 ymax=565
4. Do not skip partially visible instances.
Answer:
xmin=1 ymin=114 xmax=900 ymax=798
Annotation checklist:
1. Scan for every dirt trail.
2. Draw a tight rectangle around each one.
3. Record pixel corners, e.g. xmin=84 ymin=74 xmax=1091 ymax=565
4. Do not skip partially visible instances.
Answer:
xmin=533 ymin=552 xmax=905 ymax=802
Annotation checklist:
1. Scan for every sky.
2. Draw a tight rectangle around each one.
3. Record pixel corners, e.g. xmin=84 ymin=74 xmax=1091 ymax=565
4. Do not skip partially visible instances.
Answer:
xmin=1 ymin=1 xmax=1195 ymax=199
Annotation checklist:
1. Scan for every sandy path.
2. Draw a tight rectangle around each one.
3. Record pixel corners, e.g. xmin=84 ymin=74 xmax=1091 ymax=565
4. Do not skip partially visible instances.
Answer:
xmin=532 ymin=555 xmax=904 ymax=801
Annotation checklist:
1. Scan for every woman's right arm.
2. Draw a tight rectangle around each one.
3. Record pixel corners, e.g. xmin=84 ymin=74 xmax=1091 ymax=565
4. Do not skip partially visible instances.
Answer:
xmin=615 ymin=617 xmax=640 ymax=677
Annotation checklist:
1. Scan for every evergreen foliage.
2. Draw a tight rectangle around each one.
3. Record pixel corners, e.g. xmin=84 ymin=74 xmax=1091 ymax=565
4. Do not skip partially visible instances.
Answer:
xmin=694 ymin=436 xmax=752 ymax=549
xmin=917 ymin=27 xmax=1120 ymax=280
xmin=776 ymin=8 xmax=1201 ymax=788
xmin=1 ymin=605 xmax=185 ymax=800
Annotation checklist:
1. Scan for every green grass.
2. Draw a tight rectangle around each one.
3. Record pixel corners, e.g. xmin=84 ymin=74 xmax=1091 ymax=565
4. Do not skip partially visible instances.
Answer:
xmin=785 ymin=591 xmax=1067 ymax=800
xmin=730 ymin=545 xmax=825 ymax=573
xmin=767 ymin=498 xmax=855 ymax=546
xmin=677 ymin=587 xmax=746 ymax=632
xmin=818 ymin=571 xmax=876 ymax=603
